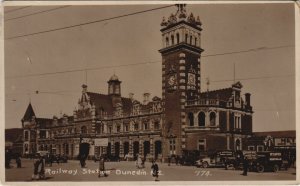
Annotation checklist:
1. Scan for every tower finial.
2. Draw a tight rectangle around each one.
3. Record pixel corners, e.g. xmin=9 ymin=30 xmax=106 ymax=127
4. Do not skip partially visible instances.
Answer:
xmin=233 ymin=62 xmax=236 ymax=84
xmin=206 ymin=77 xmax=210 ymax=92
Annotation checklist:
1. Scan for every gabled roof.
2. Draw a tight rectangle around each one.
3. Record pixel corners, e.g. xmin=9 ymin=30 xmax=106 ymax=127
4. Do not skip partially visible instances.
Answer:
xmin=22 ymin=103 xmax=35 ymax=121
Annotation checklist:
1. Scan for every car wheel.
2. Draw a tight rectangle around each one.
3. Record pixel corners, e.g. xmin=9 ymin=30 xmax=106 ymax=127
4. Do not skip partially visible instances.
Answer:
xmin=202 ymin=161 xmax=208 ymax=168
xmin=273 ymin=164 xmax=279 ymax=172
xmin=257 ymin=165 xmax=264 ymax=173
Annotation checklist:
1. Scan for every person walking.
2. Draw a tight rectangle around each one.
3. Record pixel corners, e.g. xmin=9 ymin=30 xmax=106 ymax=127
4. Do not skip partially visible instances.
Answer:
xmin=98 ymin=156 xmax=108 ymax=178
xmin=167 ymin=155 xmax=171 ymax=166
xmin=137 ymin=155 xmax=143 ymax=169
xmin=16 ymin=155 xmax=22 ymax=168
xmin=242 ymin=157 xmax=249 ymax=176
xmin=151 ymin=160 xmax=159 ymax=181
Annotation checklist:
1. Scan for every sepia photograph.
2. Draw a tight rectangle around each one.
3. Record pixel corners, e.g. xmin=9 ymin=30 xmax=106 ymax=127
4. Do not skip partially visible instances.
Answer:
xmin=2 ymin=1 xmax=298 ymax=184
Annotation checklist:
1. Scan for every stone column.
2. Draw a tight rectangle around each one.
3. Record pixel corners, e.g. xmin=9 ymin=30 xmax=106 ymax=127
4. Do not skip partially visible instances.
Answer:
xmin=119 ymin=140 xmax=124 ymax=158
xmin=216 ymin=111 xmax=219 ymax=127
xmin=111 ymin=139 xmax=115 ymax=155
xmin=74 ymin=144 xmax=79 ymax=156
xmin=139 ymin=139 xmax=143 ymax=157
xmin=129 ymin=138 xmax=133 ymax=158
xmin=102 ymin=147 xmax=107 ymax=155
xmin=194 ymin=112 xmax=198 ymax=126
xmin=205 ymin=111 xmax=209 ymax=127
xmin=150 ymin=138 xmax=154 ymax=160
xmin=89 ymin=144 xmax=95 ymax=157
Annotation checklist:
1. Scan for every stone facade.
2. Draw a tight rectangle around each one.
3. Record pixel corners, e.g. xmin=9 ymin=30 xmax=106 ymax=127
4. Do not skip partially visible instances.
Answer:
xmin=21 ymin=5 xmax=253 ymax=161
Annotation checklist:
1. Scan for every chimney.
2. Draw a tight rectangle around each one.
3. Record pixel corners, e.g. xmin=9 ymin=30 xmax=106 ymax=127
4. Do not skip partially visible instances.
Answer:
xmin=245 ymin=93 xmax=251 ymax=106
xmin=129 ymin=93 xmax=134 ymax=100
xmin=82 ymin=84 xmax=88 ymax=93
xmin=143 ymin=93 xmax=150 ymax=105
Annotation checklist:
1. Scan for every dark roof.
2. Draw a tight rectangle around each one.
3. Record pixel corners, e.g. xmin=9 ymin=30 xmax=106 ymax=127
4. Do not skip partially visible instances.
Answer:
xmin=5 ymin=128 xmax=23 ymax=143
xmin=87 ymin=92 xmax=133 ymax=115
xmin=22 ymin=103 xmax=35 ymax=121
xmin=87 ymin=92 xmax=114 ymax=114
xmin=253 ymin=131 xmax=296 ymax=138
xmin=36 ymin=118 xmax=53 ymax=128
xmin=121 ymin=97 xmax=133 ymax=115
xmin=200 ymin=88 xmax=233 ymax=101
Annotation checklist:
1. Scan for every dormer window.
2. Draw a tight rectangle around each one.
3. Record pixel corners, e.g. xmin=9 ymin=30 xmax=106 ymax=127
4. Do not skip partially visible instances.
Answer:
xmin=166 ymin=37 xmax=169 ymax=47
xmin=171 ymin=35 xmax=174 ymax=45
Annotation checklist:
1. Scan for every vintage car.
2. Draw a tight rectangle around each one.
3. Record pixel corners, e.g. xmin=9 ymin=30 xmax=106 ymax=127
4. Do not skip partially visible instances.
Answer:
xmin=224 ymin=150 xmax=257 ymax=170
xmin=196 ymin=150 xmax=235 ymax=168
xmin=252 ymin=151 xmax=283 ymax=172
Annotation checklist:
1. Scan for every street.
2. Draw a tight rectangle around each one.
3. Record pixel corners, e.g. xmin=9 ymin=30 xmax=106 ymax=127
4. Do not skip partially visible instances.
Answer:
xmin=5 ymin=158 xmax=296 ymax=182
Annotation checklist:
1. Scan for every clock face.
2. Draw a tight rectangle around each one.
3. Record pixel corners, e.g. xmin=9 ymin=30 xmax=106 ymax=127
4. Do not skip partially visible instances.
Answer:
xmin=188 ymin=74 xmax=195 ymax=85
xmin=168 ymin=75 xmax=176 ymax=86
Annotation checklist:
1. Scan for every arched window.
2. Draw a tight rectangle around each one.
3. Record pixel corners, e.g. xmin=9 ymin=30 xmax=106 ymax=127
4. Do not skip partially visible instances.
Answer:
xmin=210 ymin=112 xmax=216 ymax=126
xmin=176 ymin=33 xmax=180 ymax=44
xmin=81 ymin=126 xmax=87 ymax=134
xmin=171 ymin=35 xmax=174 ymax=45
xmin=185 ymin=34 xmax=188 ymax=43
xmin=166 ymin=37 xmax=169 ymax=47
xmin=188 ymin=112 xmax=194 ymax=126
xmin=198 ymin=112 xmax=205 ymax=127
xmin=190 ymin=36 xmax=193 ymax=44
xmin=195 ymin=37 xmax=198 ymax=46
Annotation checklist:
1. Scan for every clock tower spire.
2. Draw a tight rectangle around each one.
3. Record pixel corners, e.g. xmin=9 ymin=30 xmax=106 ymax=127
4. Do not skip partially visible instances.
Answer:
xmin=159 ymin=4 xmax=204 ymax=156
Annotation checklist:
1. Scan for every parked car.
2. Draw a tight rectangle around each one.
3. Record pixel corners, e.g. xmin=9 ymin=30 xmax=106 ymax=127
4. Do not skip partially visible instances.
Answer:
xmin=251 ymin=151 xmax=283 ymax=172
xmin=182 ymin=150 xmax=201 ymax=166
xmin=224 ymin=150 xmax=257 ymax=170
xmin=196 ymin=150 xmax=235 ymax=168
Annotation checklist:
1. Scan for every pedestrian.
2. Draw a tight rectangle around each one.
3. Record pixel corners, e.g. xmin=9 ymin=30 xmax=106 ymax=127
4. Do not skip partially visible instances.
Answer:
xmin=98 ymin=156 xmax=108 ymax=177
xmin=5 ymin=149 xmax=11 ymax=169
xmin=32 ymin=155 xmax=45 ymax=180
xmin=168 ymin=155 xmax=171 ymax=166
xmin=16 ymin=155 xmax=22 ymax=168
xmin=151 ymin=160 xmax=159 ymax=181
xmin=137 ymin=155 xmax=143 ymax=169
xmin=175 ymin=155 xmax=179 ymax=165
xmin=242 ymin=157 xmax=249 ymax=176
xmin=38 ymin=156 xmax=46 ymax=180
xmin=56 ymin=154 xmax=60 ymax=165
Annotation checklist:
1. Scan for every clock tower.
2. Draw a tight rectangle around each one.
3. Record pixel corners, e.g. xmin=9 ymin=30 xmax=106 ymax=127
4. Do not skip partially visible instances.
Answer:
xmin=159 ymin=4 xmax=204 ymax=156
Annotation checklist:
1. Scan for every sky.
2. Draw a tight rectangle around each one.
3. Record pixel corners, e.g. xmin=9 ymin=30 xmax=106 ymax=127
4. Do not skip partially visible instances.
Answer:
xmin=4 ymin=3 xmax=296 ymax=132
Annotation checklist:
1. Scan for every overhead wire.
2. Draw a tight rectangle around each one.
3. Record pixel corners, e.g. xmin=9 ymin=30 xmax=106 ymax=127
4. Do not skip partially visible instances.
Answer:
xmin=4 ymin=6 xmax=31 ymax=14
xmin=5 ymin=5 xmax=174 ymax=40
xmin=5 ymin=44 xmax=294 ymax=79
xmin=5 ymin=5 xmax=71 ymax=22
